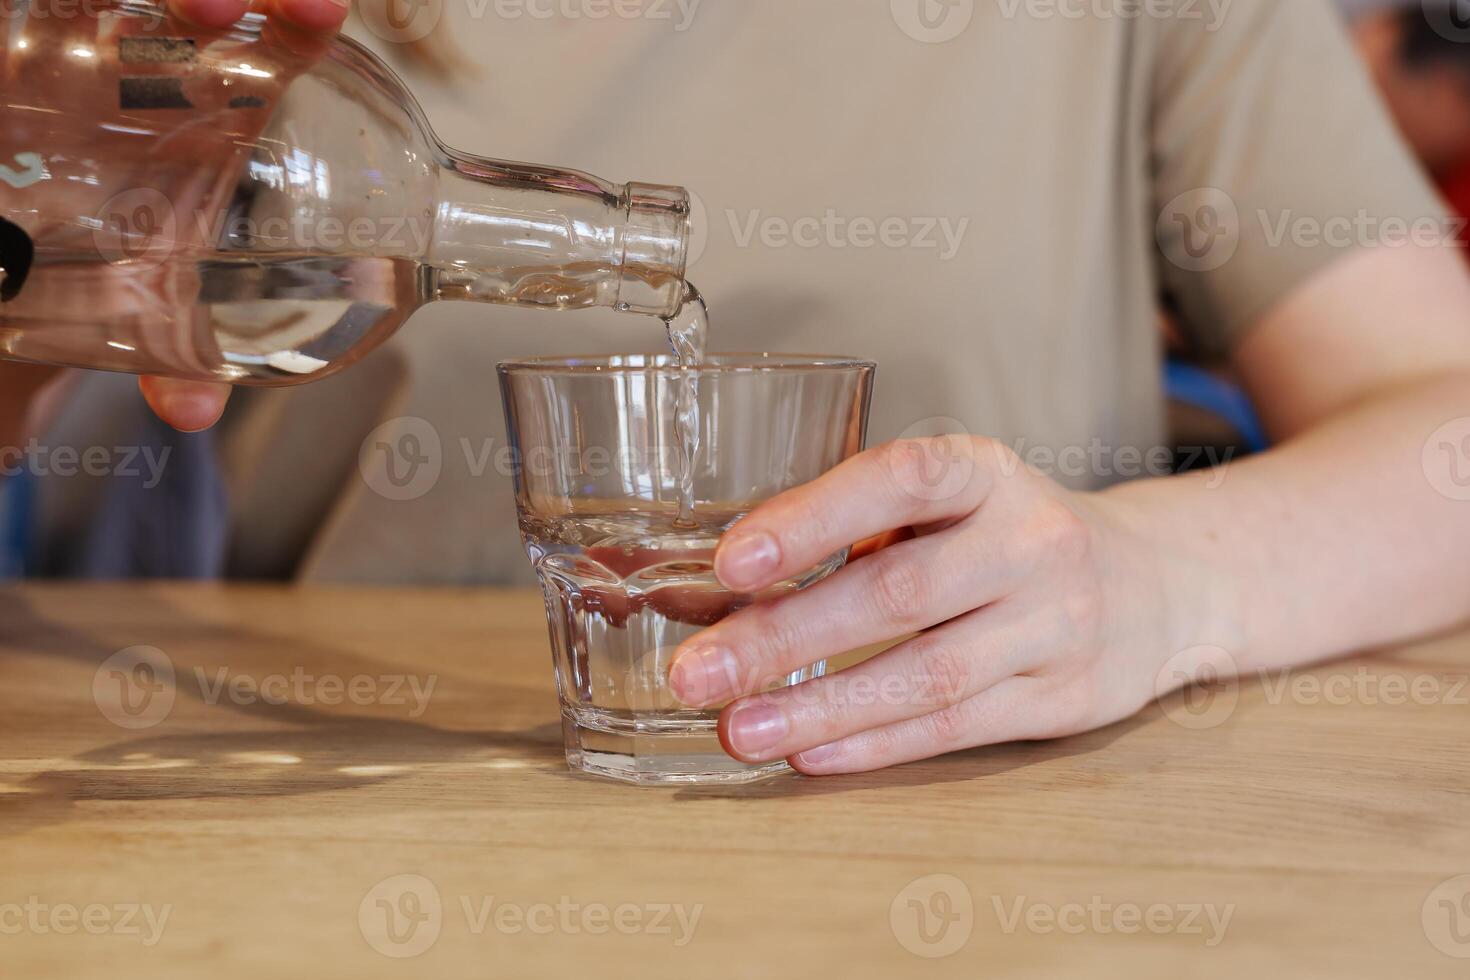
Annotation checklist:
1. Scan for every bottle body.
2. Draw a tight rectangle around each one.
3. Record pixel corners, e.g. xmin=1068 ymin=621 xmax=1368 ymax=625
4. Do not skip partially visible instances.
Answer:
xmin=0 ymin=0 xmax=690 ymax=384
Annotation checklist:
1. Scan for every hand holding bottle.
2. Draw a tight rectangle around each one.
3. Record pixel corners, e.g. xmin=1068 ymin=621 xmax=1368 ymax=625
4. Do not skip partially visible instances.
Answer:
xmin=2 ymin=0 xmax=688 ymax=427
xmin=139 ymin=0 xmax=351 ymax=430
xmin=0 ymin=0 xmax=350 ymax=437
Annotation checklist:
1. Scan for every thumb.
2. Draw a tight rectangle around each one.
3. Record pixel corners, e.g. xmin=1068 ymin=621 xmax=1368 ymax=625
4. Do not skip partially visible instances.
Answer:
xmin=138 ymin=377 xmax=231 ymax=432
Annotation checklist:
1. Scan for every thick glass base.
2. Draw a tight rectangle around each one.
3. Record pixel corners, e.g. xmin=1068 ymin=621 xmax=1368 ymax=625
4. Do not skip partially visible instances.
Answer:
xmin=562 ymin=713 xmax=791 ymax=785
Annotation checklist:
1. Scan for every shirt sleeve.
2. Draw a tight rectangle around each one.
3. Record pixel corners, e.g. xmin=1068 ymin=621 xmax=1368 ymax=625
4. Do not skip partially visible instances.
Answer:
xmin=1149 ymin=0 xmax=1449 ymax=358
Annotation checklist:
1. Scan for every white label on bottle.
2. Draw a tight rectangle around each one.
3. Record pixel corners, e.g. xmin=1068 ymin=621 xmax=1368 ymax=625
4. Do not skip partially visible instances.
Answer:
xmin=0 ymin=152 xmax=45 ymax=189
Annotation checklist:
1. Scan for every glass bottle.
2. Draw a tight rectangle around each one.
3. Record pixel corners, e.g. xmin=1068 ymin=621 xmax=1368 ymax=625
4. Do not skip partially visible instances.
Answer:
xmin=0 ymin=0 xmax=691 ymax=384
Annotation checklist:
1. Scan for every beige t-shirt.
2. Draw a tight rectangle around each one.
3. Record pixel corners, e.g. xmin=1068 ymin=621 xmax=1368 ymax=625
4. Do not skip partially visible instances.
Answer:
xmin=35 ymin=0 xmax=1446 ymax=584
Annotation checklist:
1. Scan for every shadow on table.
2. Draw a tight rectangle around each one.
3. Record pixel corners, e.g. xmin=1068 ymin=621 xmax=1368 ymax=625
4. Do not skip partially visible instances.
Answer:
xmin=0 ymin=589 xmax=563 ymax=838
xmin=0 ymin=587 xmax=1162 ymax=829
xmin=662 ymin=712 xmax=1155 ymax=802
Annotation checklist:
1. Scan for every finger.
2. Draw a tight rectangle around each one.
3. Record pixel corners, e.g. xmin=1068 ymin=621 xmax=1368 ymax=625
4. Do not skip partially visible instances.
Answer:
xmin=717 ymin=602 xmax=1046 ymax=763
xmin=166 ymin=0 xmax=252 ymax=29
xmin=268 ymin=0 xmax=352 ymax=34
xmin=251 ymin=0 xmax=348 ymax=67
xmin=785 ymin=674 xmax=1049 ymax=776
xmin=714 ymin=436 xmax=996 ymax=593
xmin=670 ymin=528 xmax=1015 ymax=706
xmin=138 ymin=377 xmax=231 ymax=432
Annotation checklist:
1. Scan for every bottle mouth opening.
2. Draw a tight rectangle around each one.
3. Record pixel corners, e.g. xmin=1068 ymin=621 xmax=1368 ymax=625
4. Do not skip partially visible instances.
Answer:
xmin=614 ymin=183 xmax=691 ymax=318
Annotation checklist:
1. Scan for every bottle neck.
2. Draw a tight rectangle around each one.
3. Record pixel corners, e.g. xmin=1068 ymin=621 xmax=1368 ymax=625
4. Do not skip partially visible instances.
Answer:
xmin=427 ymin=150 xmax=689 ymax=318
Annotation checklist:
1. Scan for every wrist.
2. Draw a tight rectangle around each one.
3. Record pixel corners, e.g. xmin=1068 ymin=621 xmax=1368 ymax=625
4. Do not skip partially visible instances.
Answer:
xmin=1089 ymin=481 xmax=1250 ymax=674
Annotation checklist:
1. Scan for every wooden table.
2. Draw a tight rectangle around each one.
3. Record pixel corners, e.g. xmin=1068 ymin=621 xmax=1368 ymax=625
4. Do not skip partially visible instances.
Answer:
xmin=1 ymin=584 xmax=1468 ymax=978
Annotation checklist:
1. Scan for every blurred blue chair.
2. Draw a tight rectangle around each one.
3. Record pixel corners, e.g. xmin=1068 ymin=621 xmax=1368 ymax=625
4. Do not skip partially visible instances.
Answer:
xmin=1165 ymin=358 xmax=1269 ymax=458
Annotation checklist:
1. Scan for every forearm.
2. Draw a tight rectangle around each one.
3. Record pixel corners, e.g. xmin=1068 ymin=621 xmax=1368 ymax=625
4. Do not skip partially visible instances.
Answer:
xmin=1103 ymin=371 xmax=1470 ymax=672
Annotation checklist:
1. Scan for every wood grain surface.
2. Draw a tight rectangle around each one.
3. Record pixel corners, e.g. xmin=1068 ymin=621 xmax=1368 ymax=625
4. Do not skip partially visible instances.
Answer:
xmin=0 ymin=583 xmax=1467 ymax=978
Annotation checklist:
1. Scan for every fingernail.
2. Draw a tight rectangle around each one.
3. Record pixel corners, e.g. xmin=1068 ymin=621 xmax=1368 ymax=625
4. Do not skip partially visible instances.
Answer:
xmin=795 ymin=742 xmax=840 ymax=768
xmin=171 ymin=0 xmax=250 ymax=29
xmin=718 ymin=531 xmax=780 ymax=590
xmin=727 ymin=703 xmax=789 ymax=759
xmin=669 ymin=646 xmax=739 ymax=706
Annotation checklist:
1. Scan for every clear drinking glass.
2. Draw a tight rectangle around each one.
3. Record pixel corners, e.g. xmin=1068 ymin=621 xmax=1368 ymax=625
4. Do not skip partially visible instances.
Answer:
xmin=499 ymin=354 xmax=876 ymax=785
